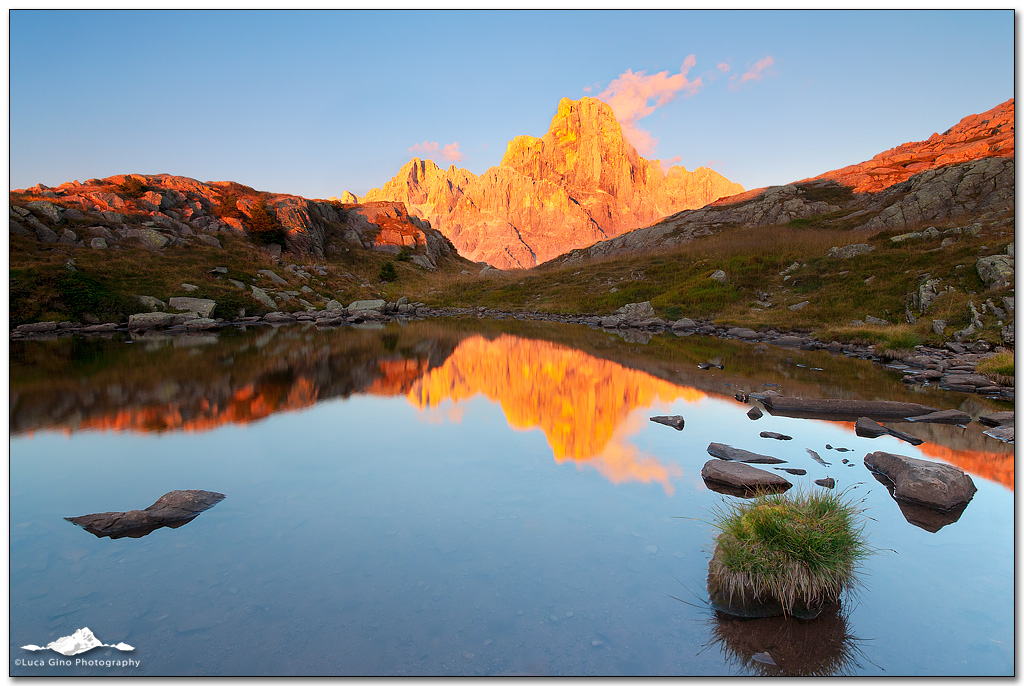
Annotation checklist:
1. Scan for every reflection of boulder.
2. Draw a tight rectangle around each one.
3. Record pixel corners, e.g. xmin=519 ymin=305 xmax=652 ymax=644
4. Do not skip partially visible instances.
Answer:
xmin=869 ymin=472 xmax=970 ymax=532
xmin=65 ymin=490 xmax=225 ymax=539
xmin=707 ymin=602 xmax=866 ymax=676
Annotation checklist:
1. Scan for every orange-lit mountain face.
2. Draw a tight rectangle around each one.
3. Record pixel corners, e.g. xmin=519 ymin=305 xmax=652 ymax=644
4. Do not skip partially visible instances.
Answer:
xmin=556 ymin=99 xmax=1015 ymax=263
xmin=347 ymin=97 xmax=743 ymax=269
xmin=804 ymin=98 xmax=1014 ymax=193
xmin=407 ymin=334 xmax=706 ymax=493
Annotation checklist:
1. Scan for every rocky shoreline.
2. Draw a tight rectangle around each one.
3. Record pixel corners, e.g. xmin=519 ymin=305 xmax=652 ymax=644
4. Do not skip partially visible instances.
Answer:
xmin=11 ymin=297 xmax=1014 ymax=404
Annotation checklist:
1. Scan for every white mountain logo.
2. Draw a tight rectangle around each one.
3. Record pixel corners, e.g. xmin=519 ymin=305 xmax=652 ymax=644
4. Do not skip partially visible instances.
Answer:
xmin=21 ymin=627 xmax=135 ymax=656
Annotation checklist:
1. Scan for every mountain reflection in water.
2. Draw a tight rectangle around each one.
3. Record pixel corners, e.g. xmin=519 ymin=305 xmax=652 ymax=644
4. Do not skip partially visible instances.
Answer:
xmin=408 ymin=334 xmax=699 ymax=493
xmin=9 ymin=322 xmax=1013 ymax=492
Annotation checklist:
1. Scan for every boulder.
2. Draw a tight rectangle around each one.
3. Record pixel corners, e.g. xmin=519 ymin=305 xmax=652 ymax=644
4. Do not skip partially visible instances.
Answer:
xmin=978 ymin=411 xmax=1014 ymax=427
xmin=976 ymin=254 xmax=1014 ymax=289
xmin=90 ymin=237 xmax=108 ymax=249
xmin=258 ymin=269 xmax=288 ymax=285
xmin=709 ymin=270 xmax=728 ymax=283
xmin=348 ymin=299 xmax=386 ymax=314
xmin=865 ymin=451 xmax=977 ymax=523
xmin=726 ymin=327 xmax=758 ymax=340
xmin=828 ymin=244 xmax=874 ymax=259
xmin=65 ymin=490 xmax=225 ymax=539
xmin=127 ymin=312 xmax=177 ymax=330
xmin=815 ymin=478 xmax=836 ymax=489
xmin=700 ymin=460 xmax=792 ymax=495
xmin=250 ymin=286 xmax=278 ymax=310
xmin=136 ymin=229 xmax=170 ymax=250
xmin=671 ymin=318 xmax=697 ymax=330
xmin=168 ymin=297 xmax=216 ymax=318
xmin=788 ymin=301 xmax=810 ymax=311
xmin=854 ymin=416 xmax=888 ymax=438
xmin=746 ymin=407 xmax=763 ymax=420
xmin=26 ymin=200 xmax=63 ymax=223
xmin=649 ymin=415 xmax=684 ymax=431
xmin=263 ymin=311 xmax=297 ymax=323
xmin=325 ymin=299 xmax=346 ymax=312
xmin=15 ymin=321 xmax=59 ymax=334
xmin=198 ymin=235 xmax=223 ymax=249
xmin=135 ymin=295 xmax=167 ymax=312
xmin=707 ymin=442 xmax=785 ymax=464
xmin=983 ymin=425 xmax=1014 ymax=443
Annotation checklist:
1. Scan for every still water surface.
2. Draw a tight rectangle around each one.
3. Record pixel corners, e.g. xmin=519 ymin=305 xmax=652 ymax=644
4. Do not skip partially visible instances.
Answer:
xmin=9 ymin=320 xmax=1014 ymax=675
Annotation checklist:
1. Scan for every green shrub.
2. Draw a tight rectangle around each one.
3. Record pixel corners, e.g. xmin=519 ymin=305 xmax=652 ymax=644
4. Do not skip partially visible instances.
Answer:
xmin=378 ymin=261 xmax=398 ymax=282
xmin=117 ymin=176 xmax=148 ymax=199
xmin=397 ymin=246 xmax=414 ymax=262
xmin=54 ymin=270 xmax=140 ymax=322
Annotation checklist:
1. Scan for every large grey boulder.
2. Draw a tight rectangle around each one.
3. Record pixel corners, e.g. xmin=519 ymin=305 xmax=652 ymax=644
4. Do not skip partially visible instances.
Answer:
xmin=15 ymin=321 xmax=59 ymax=334
xmin=135 ymin=295 xmax=167 ymax=312
xmin=348 ymin=299 xmax=386 ymax=314
xmin=828 ymin=244 xmax=874 ymax=259
xmin=258 ymin=269 xmax=288 ymax=285
xmin=976 ymin=254 xmax=1014 ymax=290
xmin=169 ymin=297 xmax=216 ymax=318
xmin=864 ymin=451 xmax=977 ymax=511
xmin=707 ymin=442 xmax=785 ymax=464
xmin=250 ymin=286 xmax=278 ymax=310
xmin=65 ymin=490 xmax=225 ymax=539
xmin=700 ymin=460 xmax=792 ymax=495
xmin=26 ymin=200 xmax=63 ymax=223
xmin=128 ymin=312 xmax=177 ymax=330
xmin=136 ymin=229 xmax=170 ymax=250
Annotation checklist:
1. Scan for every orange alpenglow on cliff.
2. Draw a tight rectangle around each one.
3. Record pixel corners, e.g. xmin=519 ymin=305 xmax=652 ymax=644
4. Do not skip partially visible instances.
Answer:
xmin=804 ymin=98 xmax=1014 ymax=194
xmin=348 ymin=97 xmax=744 ymax=269
xmin=406 ymin=335 xmax=707 ymax=494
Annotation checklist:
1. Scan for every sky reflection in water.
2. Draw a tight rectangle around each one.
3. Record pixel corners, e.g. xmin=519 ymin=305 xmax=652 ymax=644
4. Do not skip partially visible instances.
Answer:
xmin=9 ymin=321 xmax=1014 ymax=675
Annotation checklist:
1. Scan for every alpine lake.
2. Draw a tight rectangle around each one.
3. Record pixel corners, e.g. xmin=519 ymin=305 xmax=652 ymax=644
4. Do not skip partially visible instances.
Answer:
xmin=9 ymin=317 xmax=1014 ymax=676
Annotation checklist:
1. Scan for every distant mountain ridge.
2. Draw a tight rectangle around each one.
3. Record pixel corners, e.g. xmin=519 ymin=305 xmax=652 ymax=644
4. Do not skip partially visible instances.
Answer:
xmin=345 ymin=97 xmax=743 ymax=269
xmin=556 ymin=98 xmax=1015 ymax=263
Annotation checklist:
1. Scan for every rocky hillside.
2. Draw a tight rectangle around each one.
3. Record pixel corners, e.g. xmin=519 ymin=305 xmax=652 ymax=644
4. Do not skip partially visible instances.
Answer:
xmin=345 ymin=97 xmax=743 ymax=269
xmin=10 ymin=173 xmax=459 ymax=268
xmin=557 ymin=99 xmax=1014 ymax=263
xmin=9 ymin=174 xmax=474 ymax=325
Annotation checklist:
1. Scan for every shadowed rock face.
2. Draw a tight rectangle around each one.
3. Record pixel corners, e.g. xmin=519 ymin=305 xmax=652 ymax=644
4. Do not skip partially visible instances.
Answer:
xmin=65 ymin=490 xmax=225 ymax=539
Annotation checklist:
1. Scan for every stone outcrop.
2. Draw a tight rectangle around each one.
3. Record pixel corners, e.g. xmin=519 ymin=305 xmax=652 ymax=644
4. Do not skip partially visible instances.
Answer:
xmin=65 ymin=489 xmax=225 ymax=539
xmin=349 ymin=97 xmax=743 ymax=268
xmin=649 ymin=415 xmax=685 ymax=430
xmin=555 ymin=99 xmax=1015 ymax=264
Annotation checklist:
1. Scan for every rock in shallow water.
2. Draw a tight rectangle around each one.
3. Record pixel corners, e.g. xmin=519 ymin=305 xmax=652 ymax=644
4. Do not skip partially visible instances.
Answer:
xmin=864 ymin=451 xmax=976 ymax=512
xmin=707 ymin=443 xmax=785 ymax=464
xmin=649 ymin=415 xmax=685 ymax=431
xmin=65 ymin=490 xmax=225 ymax=539
xmin=700 ymin=460 xmax=792 ymax=495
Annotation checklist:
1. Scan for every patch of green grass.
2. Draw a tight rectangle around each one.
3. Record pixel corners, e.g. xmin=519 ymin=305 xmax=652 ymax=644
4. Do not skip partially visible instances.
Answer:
xmin=708 ymin=489 xmax=869 ymax=616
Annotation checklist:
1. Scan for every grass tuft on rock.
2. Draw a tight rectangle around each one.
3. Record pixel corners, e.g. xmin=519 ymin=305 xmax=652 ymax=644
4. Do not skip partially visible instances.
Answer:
xmin=977 ymin=351 xmax=1014 ymax=386
xmin=708 ymin=489 xmax=869 ymax=617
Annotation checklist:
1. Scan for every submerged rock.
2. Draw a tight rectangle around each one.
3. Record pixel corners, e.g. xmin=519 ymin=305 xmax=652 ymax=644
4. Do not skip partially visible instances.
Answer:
xmin=649 ymin=415 xmax=685 ymax=431
xmin=65 ymin=490 xmax=226 ymax=539
xmin=864 ymin=451 xmax=977 ymax=512
xmin=904 ymin=409 xmax=972 ymax=424
xmin=707 ymin=443 xmax=786 ymax=464
xmin=759 ymin=431 xmax=792 ymax=441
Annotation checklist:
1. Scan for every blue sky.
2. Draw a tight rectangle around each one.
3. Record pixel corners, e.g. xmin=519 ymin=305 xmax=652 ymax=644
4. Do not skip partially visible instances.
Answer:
xmin=9 ymin=9 xmax=1015 ymax=199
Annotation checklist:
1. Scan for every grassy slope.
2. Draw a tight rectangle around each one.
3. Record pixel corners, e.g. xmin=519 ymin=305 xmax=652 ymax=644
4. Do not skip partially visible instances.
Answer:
xmin=408 ymin=212 xmax=1014 ymax=348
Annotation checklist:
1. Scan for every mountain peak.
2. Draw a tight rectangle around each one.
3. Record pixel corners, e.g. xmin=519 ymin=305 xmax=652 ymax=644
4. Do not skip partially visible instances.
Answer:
xmin=354 ymin=97 xmax=742 ymax=268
